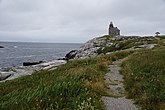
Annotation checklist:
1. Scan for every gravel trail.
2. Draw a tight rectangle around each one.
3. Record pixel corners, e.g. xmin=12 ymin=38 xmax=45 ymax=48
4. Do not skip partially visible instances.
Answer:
xmin=102 ymin=59 xmax=139 ymax=110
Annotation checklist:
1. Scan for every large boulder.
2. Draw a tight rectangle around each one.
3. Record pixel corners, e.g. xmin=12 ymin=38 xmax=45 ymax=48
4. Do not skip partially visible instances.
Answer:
xmin=23 ymin=61 xmax=44 ymax=66
xmin=65 ymin=50 xmax=78 ymax=60
xmin=0 ymin=46 xmax=4 ymax=48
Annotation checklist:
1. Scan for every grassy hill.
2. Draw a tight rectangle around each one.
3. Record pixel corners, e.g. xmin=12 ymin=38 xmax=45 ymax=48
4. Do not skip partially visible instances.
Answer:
xmin=122 ymin=47 xmax=165 ymax=110
xmin=0 ymin=35 xmax=165 ymax=110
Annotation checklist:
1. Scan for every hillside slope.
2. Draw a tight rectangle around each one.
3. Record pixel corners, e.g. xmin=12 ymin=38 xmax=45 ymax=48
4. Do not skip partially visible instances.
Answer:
xmin=122 ymin=47 xmax=165 ymax=110
xmin=66 ymin=35 xmax=164 ymax=60
xmin=0 ymin=35 xmax=165 ymax=110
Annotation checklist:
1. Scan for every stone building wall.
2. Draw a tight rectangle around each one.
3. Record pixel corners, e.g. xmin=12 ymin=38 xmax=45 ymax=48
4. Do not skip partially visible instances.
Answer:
xmin=109 ymin=22 xmax=120 ymax=35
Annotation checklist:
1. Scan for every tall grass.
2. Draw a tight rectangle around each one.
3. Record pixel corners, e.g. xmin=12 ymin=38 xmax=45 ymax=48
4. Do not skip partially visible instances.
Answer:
xmin=0 ymin=49 xmax=134 ymax=110
xmin=0 ymin=58 xmax=106 ymax=110
xmin=121 ymin=47 xmax=165 ymax=110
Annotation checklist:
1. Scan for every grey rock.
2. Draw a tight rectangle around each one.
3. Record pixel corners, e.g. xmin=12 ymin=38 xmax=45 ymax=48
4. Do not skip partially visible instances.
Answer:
xmin=0 ymin=46 xmax=4 ymax=48
xmin=0 ymin=72 xmax=14 ymax=81
xmin=23 ymin=61 xmax=45 ymax=66
xmin=66 ymin=35 xmax=159 ymax=60
xmin=133 ymin=44 xmax=157 ymax=49
xmin=74 ymin=37 xmax=107 ymax=59
xmin=65 ymin=50 xmax=78 ymax=60
xmin=0 ymin=60 xmax=66 ymax=82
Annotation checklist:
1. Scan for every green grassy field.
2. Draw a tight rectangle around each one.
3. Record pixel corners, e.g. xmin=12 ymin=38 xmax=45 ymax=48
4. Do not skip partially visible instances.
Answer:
xmin=0 ymin=59 xmax=104 ymax=110
xmin=121 ymin=47 xmax=165 ymax=110
xmin=0 ymin=50 xmax=134 ymax=110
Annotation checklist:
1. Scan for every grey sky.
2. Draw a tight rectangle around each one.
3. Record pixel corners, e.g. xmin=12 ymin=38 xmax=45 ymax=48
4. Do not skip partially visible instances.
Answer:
xmin=0 ymin=0 xmax=165 ymax=43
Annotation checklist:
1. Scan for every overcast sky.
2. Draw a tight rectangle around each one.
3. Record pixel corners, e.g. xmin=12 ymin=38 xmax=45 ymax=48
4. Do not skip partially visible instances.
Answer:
xmin=0 ymin=0 xmax=165 ymax=43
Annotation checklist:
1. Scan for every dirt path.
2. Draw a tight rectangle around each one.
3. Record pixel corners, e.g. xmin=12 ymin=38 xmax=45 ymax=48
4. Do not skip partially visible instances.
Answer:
xmin=102 ymin=59 xmax=139 ymax=110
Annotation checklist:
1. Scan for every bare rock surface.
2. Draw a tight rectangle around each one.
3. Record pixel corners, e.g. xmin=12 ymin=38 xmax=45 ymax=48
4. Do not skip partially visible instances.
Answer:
xmin=131 ymin=44 xmax=158 ymax=49
xmin=74 ymin=37 xmax=106 ymax=59
xmin=102 ymin=59 xmax=139 ymax=110
xmin=65 ymin=35 xmax=159 ymax=60
xmin=0 ymin=60 xmax=66 ymax=82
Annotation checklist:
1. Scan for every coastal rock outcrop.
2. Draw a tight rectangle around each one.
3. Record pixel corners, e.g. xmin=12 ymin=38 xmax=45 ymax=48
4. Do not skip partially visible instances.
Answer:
xmin=66 ymin=35 xmax=159 ymax=60
xmin=0 ymin=60 xmax=66 ymax=82
xmin=0 ymin=46 xmax=4 ymax=48
xmin=0 ymin=72 xmax=14 ymax=81
xmin=65 ymin=50 xmax=78 ymax=60
xmin=74 ymin=37 xmax=107 ymax=59
xmin=23 ymin=61 xmax=45 ymax=66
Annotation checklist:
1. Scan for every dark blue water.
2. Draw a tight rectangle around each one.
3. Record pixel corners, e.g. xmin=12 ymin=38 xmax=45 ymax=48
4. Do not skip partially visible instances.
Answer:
xmin=0 ymin=42 xmax=81 ymax=68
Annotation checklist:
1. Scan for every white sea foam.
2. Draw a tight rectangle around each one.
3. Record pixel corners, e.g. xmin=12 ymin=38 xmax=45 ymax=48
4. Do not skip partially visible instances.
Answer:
xmin=14 ymin=46 xmax=18 ymax=48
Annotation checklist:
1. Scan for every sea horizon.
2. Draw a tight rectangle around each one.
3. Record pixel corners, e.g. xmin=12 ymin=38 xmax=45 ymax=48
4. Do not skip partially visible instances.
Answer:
xmin=0 ymin=40 xmax=83 ymax=44
xmin=0 ymin=42 xmax=82 ymax=69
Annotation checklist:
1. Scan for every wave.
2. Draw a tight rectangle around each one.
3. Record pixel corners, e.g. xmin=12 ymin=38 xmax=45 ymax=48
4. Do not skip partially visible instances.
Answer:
xmin=14 ymin=46 xmax=18 ymax=48
xmin=5 ymin=55 xmax=37 ymax=59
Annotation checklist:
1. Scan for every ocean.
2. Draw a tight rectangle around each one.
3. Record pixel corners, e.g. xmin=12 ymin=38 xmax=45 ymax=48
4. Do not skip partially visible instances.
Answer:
xmin=0 ymin=42 xmax=82 ymax=69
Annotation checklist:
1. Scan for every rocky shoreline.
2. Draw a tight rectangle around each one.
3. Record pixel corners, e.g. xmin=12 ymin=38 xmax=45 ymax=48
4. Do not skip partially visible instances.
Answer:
xmin=0 ymin=45 xmax=79 ymax=82
xmin=0 ymin=35 xmax=161 ymax=83
xmin=0 ymin=60 xmax=66 ymax=82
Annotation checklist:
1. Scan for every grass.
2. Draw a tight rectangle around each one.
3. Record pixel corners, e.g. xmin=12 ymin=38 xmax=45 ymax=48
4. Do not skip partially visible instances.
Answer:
xmin=0 ymin=59 xmax=105 ymax=110
xmin=0 ymin=50 xmax=134 ymax=110
xmin=157 ymin=35 xmax=165 ymax=40
xmin=121 ymin=47 xmax=165 ymax=110
xmin=97 ymin=36 xmax=159 ymax=54
xmin=1 ymin=35 xmax=164 ymax=109
xmin=99 ymin=35 xmax=114 ymax=40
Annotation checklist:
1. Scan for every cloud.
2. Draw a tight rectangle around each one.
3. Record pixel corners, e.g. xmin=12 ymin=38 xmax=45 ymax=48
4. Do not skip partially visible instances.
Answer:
xmin=0 ymin=0 xmax=165 ymax=43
